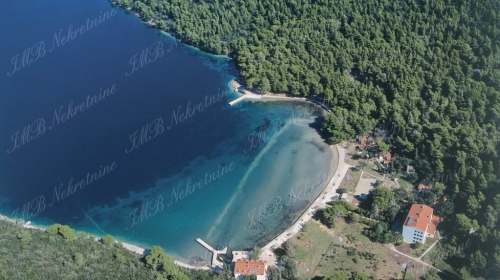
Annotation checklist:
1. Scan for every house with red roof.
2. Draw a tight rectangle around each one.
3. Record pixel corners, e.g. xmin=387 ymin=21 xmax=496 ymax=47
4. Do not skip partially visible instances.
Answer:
xmin=402 ymin=204 xmax=439 ymax=244
xmin=383 ymin=151 xmax=392 ymax=166
xmin=234 ymin=259 xmax=267 ymax=280
xmin=417 ymin=183 xmax=430 ymax=193
xmin=359 ymin=135 xmax=368 ymax=149
xmin=378 ymin=151 xmax=392 ymax=167
xmin=358 ymin=134 xmax=376 ymax=150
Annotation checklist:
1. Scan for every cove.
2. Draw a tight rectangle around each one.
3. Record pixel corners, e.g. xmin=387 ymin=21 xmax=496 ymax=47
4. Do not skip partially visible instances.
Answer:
xmin=0 ymin=0 xmax=335 ymax=265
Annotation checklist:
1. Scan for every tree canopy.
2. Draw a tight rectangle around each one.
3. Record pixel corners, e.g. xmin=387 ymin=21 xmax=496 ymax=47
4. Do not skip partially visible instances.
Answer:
xmin=46 ymin=223 xmax=76 ymax=241
xmin=110 ymin=0 xmax=500 ymax=277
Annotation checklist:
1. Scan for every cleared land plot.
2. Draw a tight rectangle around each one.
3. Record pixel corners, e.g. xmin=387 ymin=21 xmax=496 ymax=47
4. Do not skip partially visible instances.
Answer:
xmin=397 ymin=178 xmax=414 ymax=190
xmin=421 ymin=242 xmax=457 ymax=274
xmin=382 ymin=176 xmax=400 ymax=190
xmin=360 ymin=162 xmax=385 ymax=180
xmin=339 ymin=168 xmax=362 ymax=193
xmin=412 ymin=234 xmax=440 ymax=258
xmin=354 ymin=174 xmax=377 ymax=196
xmin=285 ymin=220 xmax=432 ymax=280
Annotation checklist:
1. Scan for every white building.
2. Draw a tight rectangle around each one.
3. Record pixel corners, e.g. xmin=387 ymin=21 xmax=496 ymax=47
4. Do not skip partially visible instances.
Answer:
xmin=234 ymin=259 xmax=267 ymax=280
xmin=402 ymin=204 xmax=439 ymax=244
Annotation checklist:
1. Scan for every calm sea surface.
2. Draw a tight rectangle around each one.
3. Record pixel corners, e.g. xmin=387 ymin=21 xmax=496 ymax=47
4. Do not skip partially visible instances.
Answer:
xmin=0 ymin=0 xmax=335 ymax=264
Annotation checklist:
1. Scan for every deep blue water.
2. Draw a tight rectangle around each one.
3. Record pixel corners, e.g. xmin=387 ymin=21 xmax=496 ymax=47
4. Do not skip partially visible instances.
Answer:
xmin=0 ymin=0 xmax=335 ymax=264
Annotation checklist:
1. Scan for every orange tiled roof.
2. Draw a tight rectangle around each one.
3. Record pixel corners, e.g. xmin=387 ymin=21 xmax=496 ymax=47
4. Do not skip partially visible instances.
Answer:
xmin=418 ymin=183 xmax=430 ymax=191
xmin=234 ymin=259 xmax=266 ymax=276
xmin=383 ymin=151 xmax=392 ymax=165
xmin=404 ymin=204 xmax=437 ymax=233
xmin=428 ymin=215 xmax=440 ymax=234
xmin=359 ymin=136 xmax=368 ymax=148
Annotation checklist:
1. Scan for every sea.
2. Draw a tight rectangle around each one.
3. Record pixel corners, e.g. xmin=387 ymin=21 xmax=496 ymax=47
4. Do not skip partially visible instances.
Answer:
xmin=0 ymin=0 xmax=336 ymax=265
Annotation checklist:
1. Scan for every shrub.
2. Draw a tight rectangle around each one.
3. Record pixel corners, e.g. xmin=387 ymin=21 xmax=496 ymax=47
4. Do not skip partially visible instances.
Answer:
xmin=46 ymin=223 xmax=76 ymax=241
xmin=73 ymin=252 xmax=84 ymax=263
xmin=102 ymin=234 xmax=115 ymax=245
xmin=336 ymin=188 xmax=347 ymax=194
xmin=16 ymin=230 xmax=32 ymax=243
xmin=250 ymin=246 xmax=261 ymax=260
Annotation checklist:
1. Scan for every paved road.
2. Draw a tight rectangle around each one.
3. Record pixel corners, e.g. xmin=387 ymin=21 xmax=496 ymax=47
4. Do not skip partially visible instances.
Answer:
xmin=259 ymin=145 xmax=350 ymax=266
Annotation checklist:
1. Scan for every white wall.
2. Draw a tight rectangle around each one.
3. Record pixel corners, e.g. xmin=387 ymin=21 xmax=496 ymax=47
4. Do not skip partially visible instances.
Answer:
xmin=403 ymin=226 xmax=426 ymax=244
xmin=402 ymin=226 xmax=415 ymax=243
xmin=234 ymin=274 xmax=265 ymax=280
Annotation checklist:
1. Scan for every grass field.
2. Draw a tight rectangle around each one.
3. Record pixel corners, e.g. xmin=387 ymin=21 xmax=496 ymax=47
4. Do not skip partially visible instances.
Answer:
xmin=410 ymin=234 xmax=440 ymax=258
xmin=397 ymin=178 xmax=414 ymax=190
xmin=340 ymin=168 xmax=362 ymax=193
xmin=360 ymin=162 xmax=385 ymax=180
xmin=284 ymin=219 xmax=434 ymax=280
xmin=421 ymin=240 xmax=463 ymax=277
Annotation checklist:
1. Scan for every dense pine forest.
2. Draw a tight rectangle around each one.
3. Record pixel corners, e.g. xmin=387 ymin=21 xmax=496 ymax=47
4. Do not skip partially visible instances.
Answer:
xmin=0 ymin=220 xmax=236 ymax=279
xmin=110 ymin=0 xmax=500 ymax=278
xmin=0 ymin=221 xmax=188 ymax=279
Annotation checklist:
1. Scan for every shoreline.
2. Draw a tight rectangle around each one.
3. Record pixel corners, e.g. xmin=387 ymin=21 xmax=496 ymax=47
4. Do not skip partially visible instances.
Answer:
xmin=109 ymin=1 xmax=231 ymax=60
xmin=228 ymin=80 xmax=332 ymax=113
xmin=109 ymin=2 xmax=332 ymax=113
xmin=259 ymin=144 xmax=349 ymax=266
xmin=0 ymin=78 xmax=336 ymax=271
xmin=0 ymin=213 xmax=209 ymax=270
xmin=108 ymin=1 xmax=332 ymax=112
xmin=6 ymin=2 xmax=337 ymax=270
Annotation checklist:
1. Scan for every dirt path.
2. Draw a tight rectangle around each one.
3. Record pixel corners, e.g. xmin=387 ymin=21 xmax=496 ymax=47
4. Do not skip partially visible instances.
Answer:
xmin=388 ymin=245 xmax=442 ymax=272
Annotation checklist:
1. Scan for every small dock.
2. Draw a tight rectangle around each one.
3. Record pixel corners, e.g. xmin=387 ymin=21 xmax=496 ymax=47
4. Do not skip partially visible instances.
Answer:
xmin=195 ymin=238 xmax=227 ymax=268
xmin=228 ymin=95 xmax=247 ymax=105
xmin=228 ymin=79 xmax=263 ymax=106
xmin=228 ymin=93 xmax=262 ymax=106
xmin=227 ymin=79 xmax=331 ymax=112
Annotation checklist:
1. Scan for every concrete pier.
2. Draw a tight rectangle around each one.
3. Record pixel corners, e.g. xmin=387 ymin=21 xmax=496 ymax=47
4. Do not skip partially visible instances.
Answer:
xmin=228 ymin=92 xmax=262 ymax=106
xmin=226 ymin=79 xmax=332 ymax=113
xmin=195 ymin=238 xmax=227 ymax=268
xmin=228 ymin=95 xmax=246 ymax=105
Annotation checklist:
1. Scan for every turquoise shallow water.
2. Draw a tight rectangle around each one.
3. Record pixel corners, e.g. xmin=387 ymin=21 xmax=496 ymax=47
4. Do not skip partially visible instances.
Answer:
xmin=70 ymin=100 xmax=335 ymax=264
xmin=0 ymin=0 xmax=336 ymax=265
